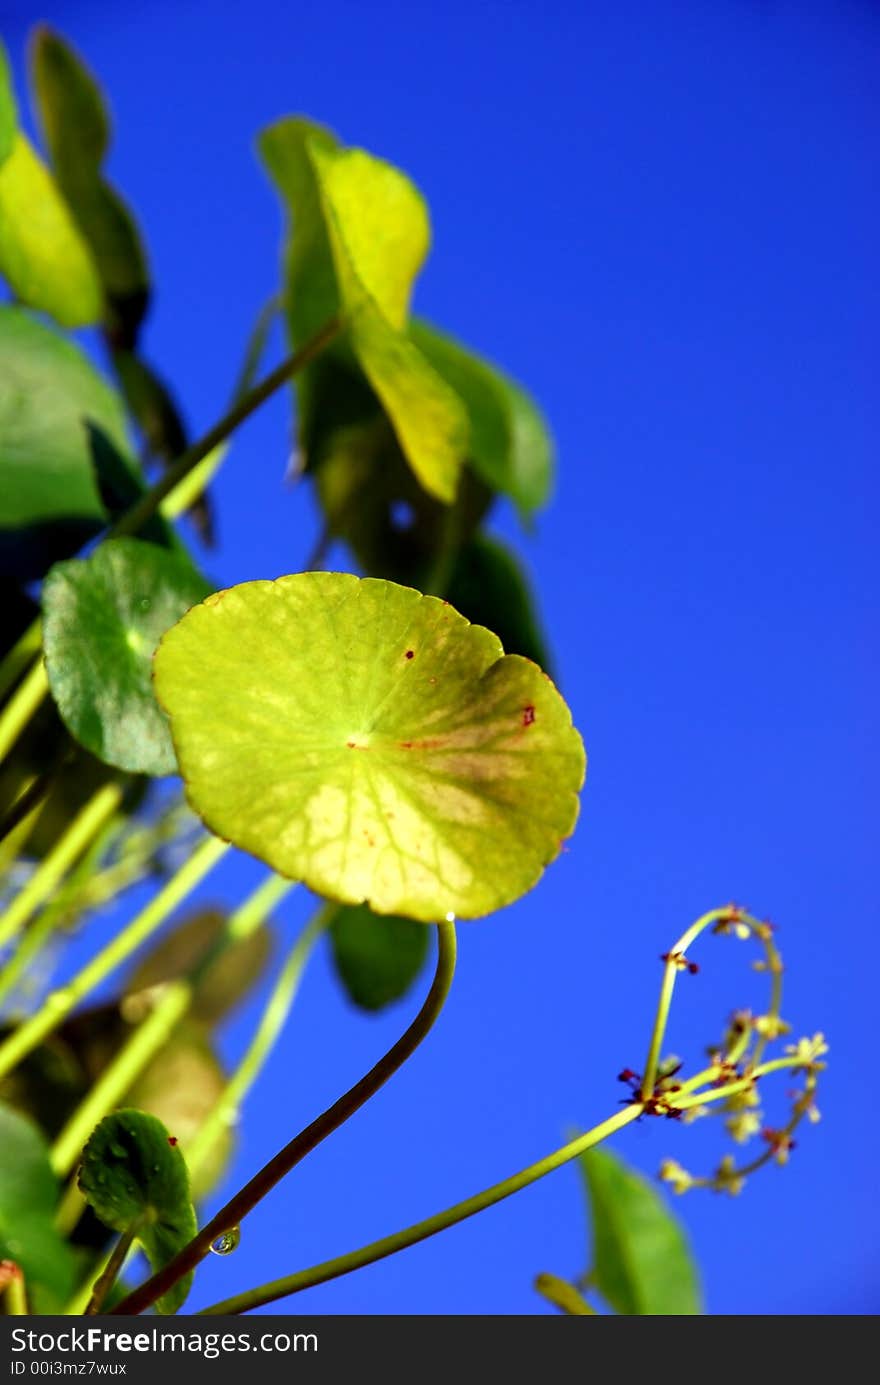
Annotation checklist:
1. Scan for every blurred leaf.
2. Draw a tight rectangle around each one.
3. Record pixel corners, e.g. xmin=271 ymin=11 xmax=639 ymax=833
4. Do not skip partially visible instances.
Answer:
xmin=127 ymin=907 xmax=274 ymax=1024
xmin=312 ymin=383 xmax=492 ymax=586
xmin=30 ymin=25 xmax=149 ymax=346
xmin=0 ymin=1103 xmax=76 ymax=1300
xmin=330 ymin=903 xmax=429 ymax=1011
xmin=445 ymin=534 xmax=550 ymax=670
xmin=579 ymin=1146 xmax=702 ymax=1315
xmin=111 ymin=352 xmax=187 ymax=462
xmin=309 ymin=141 xmax=467 ymax=503
xmin=0 ymin=133 xmax=101 ymax=328
xmin=155 ymin=572 xmax=585 ymax=921
xmin=87 ymin=422 xmax=181 ymax=555
xmin=0 ymin=306 xmax=133 ymax=578
xmin=260 ymin=121 xmax=468 ymax=503
xmin=127 ymin=1026 xmax=232 ymax=1200
xmin=534 ymin=1272 xmax=596 ymax=1315
xmin=0 ymin=41 xmax=16 ymax=166
xmin=78 ymin=1109 xmax=197 ymax=1313
xmin=411 ymin=320 xmax=553 ymax=517
xmin=42 ymin=537 xmax=213 ymax=776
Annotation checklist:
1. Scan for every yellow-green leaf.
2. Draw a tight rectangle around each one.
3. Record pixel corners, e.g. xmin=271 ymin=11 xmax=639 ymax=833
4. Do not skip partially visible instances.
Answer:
xmin=155 ymin=572 xmax=585 ymax=922
xmin=0 ymin=133 xmax=101 ymax=327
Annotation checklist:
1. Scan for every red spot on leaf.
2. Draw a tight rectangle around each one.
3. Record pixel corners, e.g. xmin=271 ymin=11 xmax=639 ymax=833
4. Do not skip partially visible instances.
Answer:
xmin=522 ymin=705 xmax=536 ymax=727
xmin=405 ymin=649 xmax=414 ymax=659
xmin=168 ymin=1136 xmax=178 ymax=1146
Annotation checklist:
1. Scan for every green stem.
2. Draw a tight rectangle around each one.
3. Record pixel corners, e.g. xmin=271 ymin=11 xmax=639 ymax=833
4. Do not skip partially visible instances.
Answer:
xmin=187 ymin=901 xmax=332 ymax=1180
xmin=641 ymin=906 xmax=759 ymax=1100
xmin=85 ymin=1222 xmax=141 ymax=1316
xmin=3 ymin=1267 xmax=27 ymax=1315
xmin=534 ymin=1272 xmax=596 ymax=1315
xmin=197 ymin=1102 xmax=643 ymax=1317
xmin=48 ymin=872 xmax=296 ymax=1178
xmin=0 ymin=618 xmax=42 ymax=704
xmin=0 ymin=656 xmax=48 ymax=765
xmin=113 ymin=919 xmax=457 ymax=1316
xmin=0 ymin=782 xmax=124 ymax=952
xmin=108 ymin=316 xmax=343 ymax=542
xmin=0 ymin=835 xmax=228 ymax=1081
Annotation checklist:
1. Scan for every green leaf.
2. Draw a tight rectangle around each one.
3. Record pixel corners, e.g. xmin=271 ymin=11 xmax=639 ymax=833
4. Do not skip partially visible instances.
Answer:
xmin=0 ymin=133 xmax=102 ymax=327
xmin=0 ymin=1103 xmax=77 ymax=1301
xmin=78 ymin=1109 xmax=198 ymax=1314
xmin=0 ymin=306 xmax=133 ymax=578
xmin=411 ymin=320 xmax=554 ymax=516
xmin=111 ymin=352 xmax=187 ymax=461
xmin=330 ymin=903 xmax=429 ymax=1011
xmin=155 ymin=571 xmax=585 ymax=921
xmin=86 ymin=422 xmax=181 ymax=556
xmin=445 ymin=535 xmax=551 ymax=671
xmin=260 ymin=121 xmax=469 ymax=503
xmin=30 ymin=25 xmax=149 ymax=344
xmin=42 ymin=537 xmax=213 ymax=776
xmin=579 ymin=1146 xmax=702 ymax=1315
xmin=312 ymin=386 xmax=492 ymax=586
xmin=127 ymin=908 xmax=274 ymax=1024
xmin=0 ymin=41 xmax=17 ymax=167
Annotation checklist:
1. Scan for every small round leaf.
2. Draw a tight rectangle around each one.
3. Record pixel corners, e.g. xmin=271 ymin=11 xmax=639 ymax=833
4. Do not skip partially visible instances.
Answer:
xmin=43 ymin=537 xmax=213 ymax=776
xmin=78 ymin=1109 xmax=197 ymax=1315
xmin=155 ymin=572 xmax=585 ymax=921
xmin=330 ymin=903 xmax=429 ymax=1011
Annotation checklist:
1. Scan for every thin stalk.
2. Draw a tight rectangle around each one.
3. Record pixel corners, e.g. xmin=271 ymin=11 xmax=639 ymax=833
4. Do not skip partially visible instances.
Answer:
xmin=534 ymin=1272 xmax=596 ymax=1315
xmin=0 ymin=618 xmax=41 ymax=703
xmin=197 ymin=1103 xmax=643 ymax=1316
xmin=48 ymin=872 xmax=296 ymax=1178
xmin=0 ymin=782 xmax=124 ymax=951
xmin=0 ymin=835 xmax=228 ymax=1081
xmin=113 ymin=919 xmax=457 ymax=1316
xmin=0 ymin=656 xmax=48 ymax=764
xmin=3 ymin=1267 xmax=27 ymax=1315
xmin=109 ymin=316 xmax=343 ymax=542
xmin=85 ymin=1222 xmax=141 ymax=1315
xmin=65 ymin=1242 xmax=137 ymax=1317
xmin=187 ymin=901 xmax=332 ymax=1179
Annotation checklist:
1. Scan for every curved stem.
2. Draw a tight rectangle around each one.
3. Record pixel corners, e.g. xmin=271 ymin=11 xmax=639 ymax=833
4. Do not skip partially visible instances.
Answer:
xmin=197 ymin=1103 xmax=643 ymax=1316
xmin=85 ymin=1222 xmax=141 ymax=1316
xmin=0 ymin=782 xmax=124 ymax=951
xmin=0 ymin=835 xmax=228 ymax=1081
xmin=0 ymin=656 xmax=48 ymax=765
xmin=109 ymin=316 xmax=343 ymax=542
xmin=187 ymin=901 xmax=332 ymax=1179
xmin=113 ymin=918 xmax=457 ymax=1316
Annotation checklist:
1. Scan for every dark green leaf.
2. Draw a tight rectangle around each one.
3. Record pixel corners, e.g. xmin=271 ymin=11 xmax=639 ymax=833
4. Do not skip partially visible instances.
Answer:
xmin=0 ymin=306 xmax=133 ymax=578
xmin=127 ymin=908 xmax=274 ymax=1024
xmin=30 ymin=26 xmax=149 ymax=345
xmin=111 ymin=352 xmax=187 ymax=462
xmin=42 ymin=537 xmax=213 ymax=776
xmin=412 ymin=320 xmax=554 ymax=517
xmin=445 ymin=534 xmax=551 ymax=670
xmin=330 ymin=903 xmax=430 ymax=1011
xmin=78 ymin=1109 xmax=197 ymax=1313
xmin=86 ymin=422 xmax=182 ymax=556
xmin=579 ymin=1146 xmax=702 ymax=1315
xmin=0 ymin=1103 xmax=76 ymax=1300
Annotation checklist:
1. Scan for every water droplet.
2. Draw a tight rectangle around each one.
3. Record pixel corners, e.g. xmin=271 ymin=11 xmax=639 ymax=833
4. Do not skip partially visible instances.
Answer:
xmin=139 ymin=597 xmax=151 ymax=613
xmin=444 ymin=911 xmax=456 ymax=923
xmin=210 ymin=1226 xmax=240 ymax=1256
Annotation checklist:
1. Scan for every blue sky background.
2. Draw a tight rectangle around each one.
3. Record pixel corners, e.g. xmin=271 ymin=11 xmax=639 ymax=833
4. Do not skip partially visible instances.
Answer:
xmin=5 ymin=0 xmax=877 ymax=1314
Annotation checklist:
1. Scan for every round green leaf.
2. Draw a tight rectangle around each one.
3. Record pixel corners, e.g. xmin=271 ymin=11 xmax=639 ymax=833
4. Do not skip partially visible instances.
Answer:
xmin=580 ymin=1146 xmax=702 ymax=1315
xmin=330 ymin=903 xmax=429 ymax=1011
xmin=155 ymin=572 xmax=585 ymax=921
xmin=43 ymin=537 xmax=213 ymax=776
xmin=78 ymin=1109 xmax=197 ymax=1314
xmin=0 ymin=1103 xmax=76 ymax=1300
xmin=0 ymin=306 xmax=132 ymax=578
